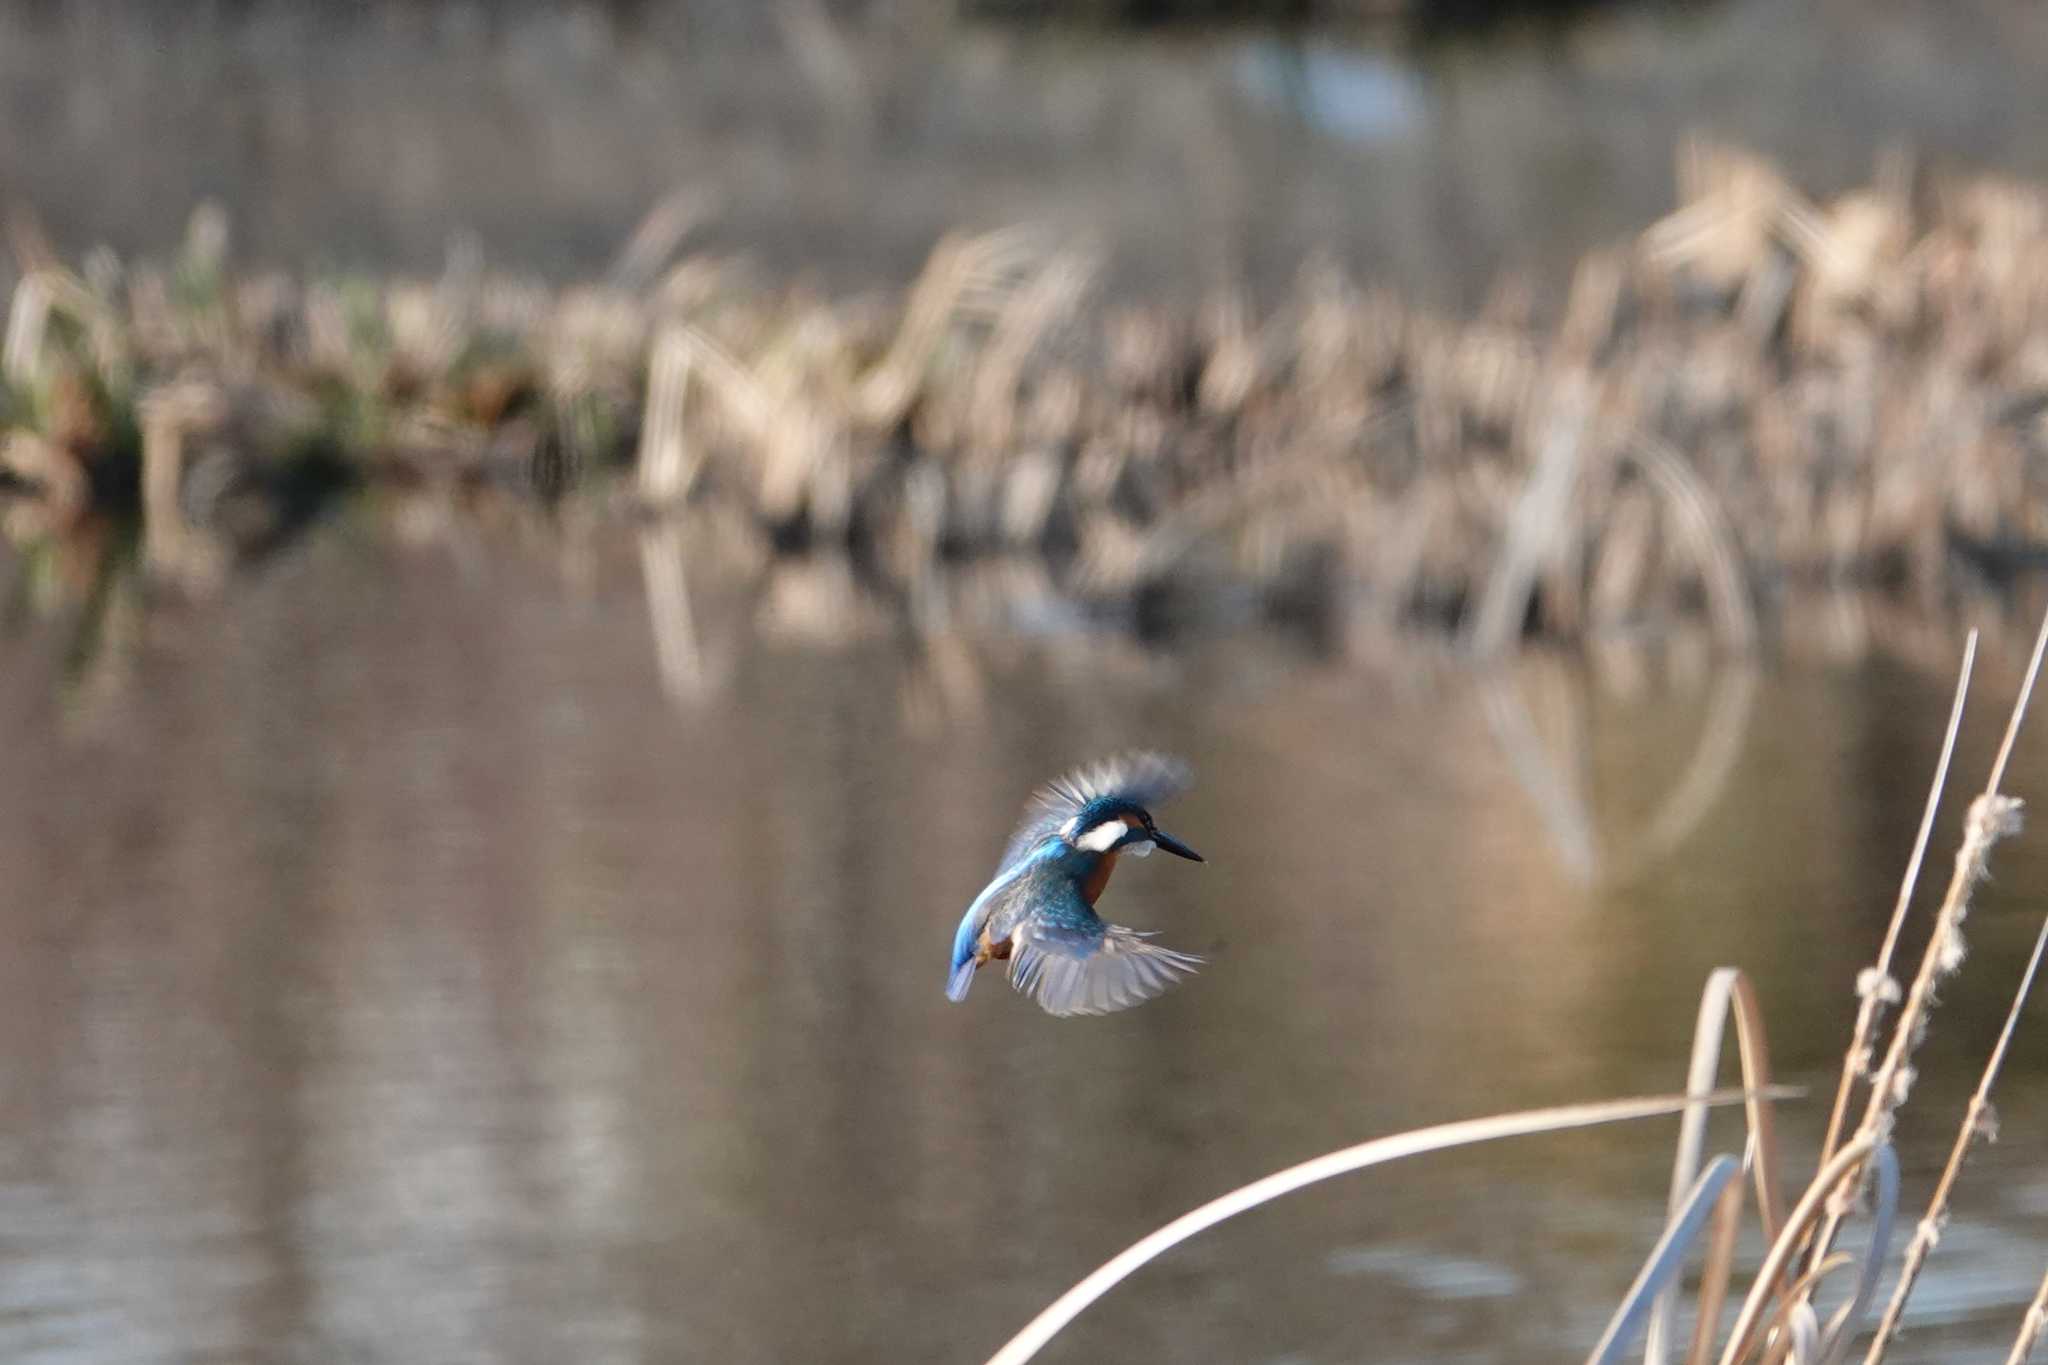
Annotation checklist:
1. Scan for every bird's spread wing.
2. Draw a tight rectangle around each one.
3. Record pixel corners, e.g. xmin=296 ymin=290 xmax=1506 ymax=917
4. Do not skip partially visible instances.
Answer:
xmin=996 ymin=752 xmax=1192 ymax=874
xmin=945 ymin=855 xmax=1040 ymax=1002
xmin=1008 ymin=916 xmax=1203 ymax=1017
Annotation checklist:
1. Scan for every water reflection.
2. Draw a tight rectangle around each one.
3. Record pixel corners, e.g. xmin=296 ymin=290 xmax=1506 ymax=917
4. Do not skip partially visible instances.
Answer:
xmin=633 ymin=506 xmax=1765 ymax=883
xmin=4 ymin=539 xmax=2048 ymax=1364
xmin=638 ymin=519 xmax=712 ymax=703
xmin=1481 ymin=652 xmax=1758 ymax=882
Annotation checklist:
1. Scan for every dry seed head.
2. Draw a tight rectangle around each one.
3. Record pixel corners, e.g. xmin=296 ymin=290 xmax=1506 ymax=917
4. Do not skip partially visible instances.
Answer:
xmin=1938 ymin=926 xmax=1969 ymax=975
xmin=1890 ymin=1064 xmax=1918 ymax=1106
xmin=1963 ymin=794 xmax=2024 ymax=873
xmin=1973 ymin=1101 xmax=2001 ymax=1143
xmin=1856 ymin=968 xmax=1902 ymax=1005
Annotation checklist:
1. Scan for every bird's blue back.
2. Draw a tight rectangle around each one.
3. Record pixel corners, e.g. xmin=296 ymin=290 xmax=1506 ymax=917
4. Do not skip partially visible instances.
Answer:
xmin=947 ymin=839 xmax=1104 ymax=998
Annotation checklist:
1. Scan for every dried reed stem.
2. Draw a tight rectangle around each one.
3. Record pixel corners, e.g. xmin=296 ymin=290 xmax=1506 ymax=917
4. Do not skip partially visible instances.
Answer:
xmin=1811 ymin=632 xmax=1975 ymax=1193
xmin=638 ymin=324 xmax=698 ymax=505
xmin=1682 ymin=1167 xmax=1749 ymax=1365
xmin=1714 ymin=1135 xmax=1880 ymax=1365
xmin=986 ymin=1090 xmax=1777 ymax=1365
xmin=1816 ymin=1142 xmax=1898 ymax=1365
xmin=1 ymin=271 xmax=52 ymax=386
xmin=1590 ymin=1155 xmax=1741 ymax=1365
xmin=2007 ymin=1266 xmax=2048 ymax=1364
xmin=1861 ymin=898 xmax=2048 ymax=1362
xmin=1465 ymin=375 xmax=1590 ymax=656
xmin=138 ymin=380 xmax=227 ymax=590
xmin=1647 ymin=967 xmax=1785 ymax=1365
xmin=1807 ymin=613 xmax=2048 ymax=1287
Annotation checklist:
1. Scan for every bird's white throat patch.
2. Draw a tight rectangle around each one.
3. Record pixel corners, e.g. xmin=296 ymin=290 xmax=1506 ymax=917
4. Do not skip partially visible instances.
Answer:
xmin=1126 ymin=839 xmax=1154 ymax=857
xmin=1075 ymin=819 xmax=1130 ymax=853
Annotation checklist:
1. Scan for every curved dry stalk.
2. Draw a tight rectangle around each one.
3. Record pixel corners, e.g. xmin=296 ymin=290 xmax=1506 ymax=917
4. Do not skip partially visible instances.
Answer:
xmin=1648 ymin=968 xmax=1786 ymax=1365
xmin=1786 ymin=1304 xmax=1822 ymax=1365
xmin=1588 ymin=1155 xmax=1741 ymax=1365
xmin=1860 ymin=902 xmax=2048 ymax=1363
xmin=1685 ymin=1155 xmax=1751 ymax=1365
xmin=1716 ymin=1135 xmax=1878 ymax=1365
xmin=984 ymin=1089 xmax=1782 ymax=1365
xmin=1751 ymin=1252 xmax=1858 ymax=1365
xmin=1816 ymin=1142 xmax=1897 ymax=1365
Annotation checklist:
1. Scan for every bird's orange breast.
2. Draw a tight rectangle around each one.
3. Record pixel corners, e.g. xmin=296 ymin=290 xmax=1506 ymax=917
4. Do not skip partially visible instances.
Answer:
xmin=1081 ymin=812 xmax=1146 ymax=905
xmin=1080 ymin=848 xmax=1120 ymax=905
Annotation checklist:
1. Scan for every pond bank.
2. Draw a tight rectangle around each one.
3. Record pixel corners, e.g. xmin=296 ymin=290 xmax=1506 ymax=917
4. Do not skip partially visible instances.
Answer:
xmin=5 ymin=142 xmax=2048 ymax=658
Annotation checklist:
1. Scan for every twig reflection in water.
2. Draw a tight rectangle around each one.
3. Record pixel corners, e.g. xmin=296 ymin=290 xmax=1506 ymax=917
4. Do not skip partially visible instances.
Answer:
xmin=638 ymin=520 xmax=711 ymax=702
xmin=634 ymin=516 xmax=995 ymax=732
xmin=1481 ymin=650 xmax=1758 ymax=883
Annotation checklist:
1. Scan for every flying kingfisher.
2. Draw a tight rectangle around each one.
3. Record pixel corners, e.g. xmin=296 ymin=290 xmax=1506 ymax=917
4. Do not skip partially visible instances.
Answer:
xmin=945 ymin=752 xmax=1205 ymax=1017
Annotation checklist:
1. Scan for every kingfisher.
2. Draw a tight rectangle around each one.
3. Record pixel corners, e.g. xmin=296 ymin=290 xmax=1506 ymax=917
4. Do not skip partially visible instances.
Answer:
xmin=945 ymin=752 xmax=1206 ymax=1017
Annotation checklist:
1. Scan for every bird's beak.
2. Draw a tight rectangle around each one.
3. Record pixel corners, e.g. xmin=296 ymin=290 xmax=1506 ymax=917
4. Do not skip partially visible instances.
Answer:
xmin=1150 ymin=828 xmax=1204 ymax=862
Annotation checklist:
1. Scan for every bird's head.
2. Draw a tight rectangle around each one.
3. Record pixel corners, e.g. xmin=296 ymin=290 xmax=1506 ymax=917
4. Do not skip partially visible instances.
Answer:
xmin=1062 ymin=796 xmax=1203 ymax=863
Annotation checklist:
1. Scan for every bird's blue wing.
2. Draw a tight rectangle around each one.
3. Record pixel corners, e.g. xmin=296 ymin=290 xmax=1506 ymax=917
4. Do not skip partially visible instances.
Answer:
xmin=946 ymin=910 xmax=983 ymax=1002
xmin=1009 ymin=912 xmax=1203 ymax=1017
xmin=945 ymin=854 xmax=1042 ymax=1002
xmin=996 ymin=752 xmax=1193 ymax=874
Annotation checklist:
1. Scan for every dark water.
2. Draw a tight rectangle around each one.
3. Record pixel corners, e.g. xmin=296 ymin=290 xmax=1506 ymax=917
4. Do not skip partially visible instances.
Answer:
xmin=5 ymin=534 xmax=2048 ymax=1363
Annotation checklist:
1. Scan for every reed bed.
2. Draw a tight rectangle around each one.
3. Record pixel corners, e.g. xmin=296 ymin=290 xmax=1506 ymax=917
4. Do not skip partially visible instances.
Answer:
xmin=981 ymin=611 xmax=2048 ymax=1364
xmin=7 ymin=141 xmax=2048 ymax=648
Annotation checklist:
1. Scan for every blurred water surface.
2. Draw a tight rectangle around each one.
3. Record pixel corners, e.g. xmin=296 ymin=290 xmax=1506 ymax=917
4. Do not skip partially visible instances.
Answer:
xmin=5 ymin=535 xmax=2048 ymax=1363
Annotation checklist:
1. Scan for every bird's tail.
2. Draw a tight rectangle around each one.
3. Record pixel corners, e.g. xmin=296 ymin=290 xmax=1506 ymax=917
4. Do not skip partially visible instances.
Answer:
xmin=946 ymin=957 xmax=977 ymax=1002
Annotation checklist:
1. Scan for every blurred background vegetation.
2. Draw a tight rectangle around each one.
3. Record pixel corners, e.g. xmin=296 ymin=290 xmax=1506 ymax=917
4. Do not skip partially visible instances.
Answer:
xmin=9 ymin=0 xmax=2048 ymax=661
